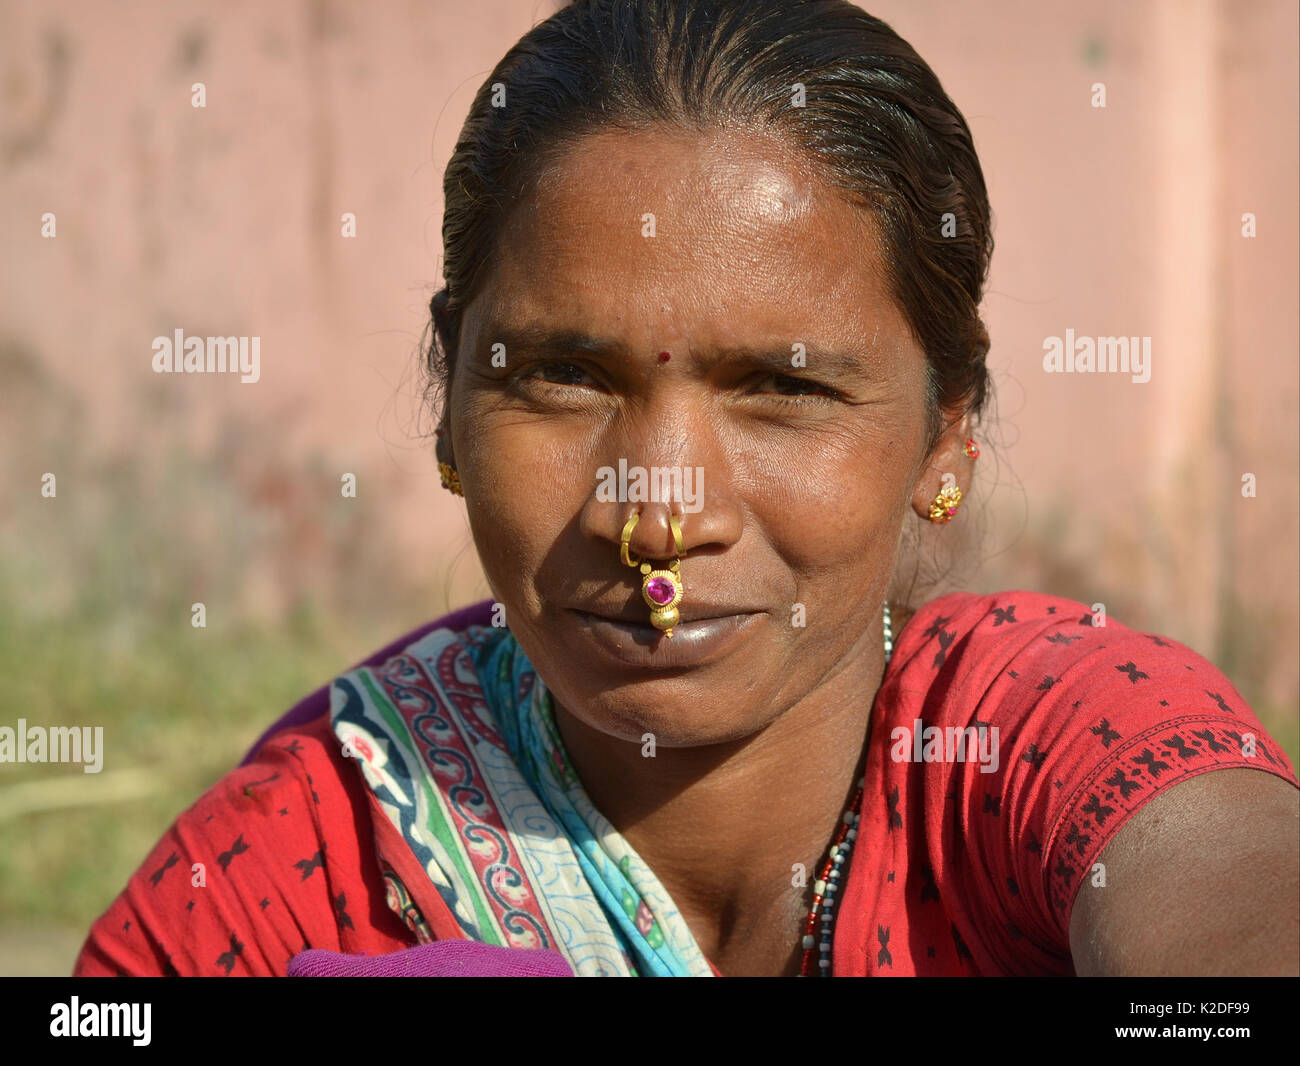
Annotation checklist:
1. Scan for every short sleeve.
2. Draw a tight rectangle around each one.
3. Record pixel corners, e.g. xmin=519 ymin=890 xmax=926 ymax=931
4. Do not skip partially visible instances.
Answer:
xmin=73 ymin=715 xmax=412 ymax=976
xmin=908 ymin=591 xmax=1299 ymax=974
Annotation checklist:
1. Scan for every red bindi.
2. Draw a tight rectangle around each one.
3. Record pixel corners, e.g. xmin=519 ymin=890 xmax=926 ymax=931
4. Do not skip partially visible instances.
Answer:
xmin=657 ymin=351 xmax=671 ymax=363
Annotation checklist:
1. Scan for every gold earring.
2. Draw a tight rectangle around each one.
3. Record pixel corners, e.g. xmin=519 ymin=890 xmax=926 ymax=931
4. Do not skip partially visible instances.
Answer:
xmin=620 ymin=511 xmax=686 ymax=638
xmin=927 ymin=483 xmax=962 ymax=524
xmin=438 ymin=461 xmax=463 ymax=497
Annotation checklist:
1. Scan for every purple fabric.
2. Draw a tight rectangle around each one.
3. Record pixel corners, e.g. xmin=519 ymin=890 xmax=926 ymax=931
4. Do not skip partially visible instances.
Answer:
xmin=286 ymin=940 xmax=575 ymax=977
xmin=239 ymin=599 xmax=495 ymax=767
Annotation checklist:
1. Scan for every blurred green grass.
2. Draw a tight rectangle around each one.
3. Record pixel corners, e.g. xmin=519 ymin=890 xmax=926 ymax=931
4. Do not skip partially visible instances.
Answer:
xmin=0 ymin=602 xmax=366 ymax=925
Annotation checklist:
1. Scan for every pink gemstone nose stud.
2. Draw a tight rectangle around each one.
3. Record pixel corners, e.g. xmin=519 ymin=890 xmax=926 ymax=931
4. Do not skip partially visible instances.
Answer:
xmin=620 ymin=510 xmax=685 ymax=637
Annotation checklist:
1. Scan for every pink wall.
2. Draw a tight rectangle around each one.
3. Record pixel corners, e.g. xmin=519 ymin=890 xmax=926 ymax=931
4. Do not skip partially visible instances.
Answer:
xmin=2 ymin=0 xmax=1296 ymax=724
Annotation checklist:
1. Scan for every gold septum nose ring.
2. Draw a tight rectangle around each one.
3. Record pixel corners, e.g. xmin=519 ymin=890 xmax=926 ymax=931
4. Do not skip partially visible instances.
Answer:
xmin=619 ymin=511 xmax=685 ymax=638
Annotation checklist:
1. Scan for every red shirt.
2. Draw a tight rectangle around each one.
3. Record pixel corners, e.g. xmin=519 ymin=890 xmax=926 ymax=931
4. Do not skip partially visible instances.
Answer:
xmin=75 ymin=591 xmax=1298 ymax=976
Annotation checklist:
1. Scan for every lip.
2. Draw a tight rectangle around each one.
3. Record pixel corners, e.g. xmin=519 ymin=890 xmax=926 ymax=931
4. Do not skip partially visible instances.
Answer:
xmin=569 ymin=609 xmax=764 ymax=669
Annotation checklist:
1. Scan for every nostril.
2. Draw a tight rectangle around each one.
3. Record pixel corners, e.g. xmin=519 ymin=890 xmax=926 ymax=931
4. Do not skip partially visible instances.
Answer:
xmin=618 ymin=508 xmax=685 ymax=565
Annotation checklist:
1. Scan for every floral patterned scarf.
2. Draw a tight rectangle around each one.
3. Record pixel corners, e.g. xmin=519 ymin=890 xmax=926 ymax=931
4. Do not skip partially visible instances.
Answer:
xmin=328 ymin=619 xmax=714 ymax=976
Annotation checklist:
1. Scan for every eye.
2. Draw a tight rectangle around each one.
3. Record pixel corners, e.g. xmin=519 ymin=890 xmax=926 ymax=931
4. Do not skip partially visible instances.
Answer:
xmin=751 ymin=373 xmax=843 ymax=402
xmin=516 ymin=361 xmax=602 ymax=389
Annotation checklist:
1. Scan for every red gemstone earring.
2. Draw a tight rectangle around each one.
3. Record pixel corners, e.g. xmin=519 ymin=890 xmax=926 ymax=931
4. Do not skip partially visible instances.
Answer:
xmin=963 ymin=438 xmax=979 ymax=459
xmin=620 ymin=510 xmax=685 ymax=637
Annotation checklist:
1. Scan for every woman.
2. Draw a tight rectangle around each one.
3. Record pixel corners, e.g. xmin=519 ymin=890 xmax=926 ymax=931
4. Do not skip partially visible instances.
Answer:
xmin=76 ymin=0 xmax=1298 ymax=977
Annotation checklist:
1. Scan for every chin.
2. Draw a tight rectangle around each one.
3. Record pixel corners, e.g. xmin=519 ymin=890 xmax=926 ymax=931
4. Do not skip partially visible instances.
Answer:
xmin=552 ymin=656 xmax=788 ymax=738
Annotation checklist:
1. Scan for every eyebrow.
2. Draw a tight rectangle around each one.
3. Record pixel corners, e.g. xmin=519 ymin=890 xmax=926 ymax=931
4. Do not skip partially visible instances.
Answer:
xmin=488 ymin=325 xmax=630 ymax=361
xmin=483 ymin=325 xmax=876 ymax=377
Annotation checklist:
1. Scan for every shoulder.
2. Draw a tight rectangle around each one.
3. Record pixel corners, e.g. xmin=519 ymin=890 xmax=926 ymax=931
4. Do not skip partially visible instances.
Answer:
xmin=885 ymin=590 xmax=1297 ymax=951
xmin=889 ymin=587 xmax=1295 ymax=779
xmin=892 ymin=589 xmax=1242 ymax=715
xmin=326 ymin=616 xmax=519 ymax=737
xmin=900 ymin=588 xmax=1123 ymax=654
xmin=75 ymin=714 xmax=407 ymax=976
xmin=76 ymin=608 xmax=510 ymax=978
xmin=237 ymin=600 xmax=499 ymax=763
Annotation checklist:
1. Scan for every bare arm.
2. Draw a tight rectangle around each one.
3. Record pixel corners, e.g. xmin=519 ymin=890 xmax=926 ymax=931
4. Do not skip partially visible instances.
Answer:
xmin=1069 ymin=767 xmax=1299 ymax=976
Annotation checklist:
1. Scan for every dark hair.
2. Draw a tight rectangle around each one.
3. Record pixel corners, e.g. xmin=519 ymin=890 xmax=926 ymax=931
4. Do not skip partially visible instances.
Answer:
xmin=425 ymin=0 xmax=993 ymax=454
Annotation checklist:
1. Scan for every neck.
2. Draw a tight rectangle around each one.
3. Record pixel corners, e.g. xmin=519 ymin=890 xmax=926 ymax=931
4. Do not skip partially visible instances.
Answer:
xmin=551 ymin=618 xmax=893 ymax=969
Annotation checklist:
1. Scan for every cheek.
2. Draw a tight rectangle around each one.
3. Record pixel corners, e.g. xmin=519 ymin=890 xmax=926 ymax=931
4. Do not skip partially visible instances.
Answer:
xmin=463 ymin=477 xmax=546 ymax=595
xmin=751 ymin=426 xmax=913 ymax=574
xmin=456 ymin=420 xmax=581 ymax=604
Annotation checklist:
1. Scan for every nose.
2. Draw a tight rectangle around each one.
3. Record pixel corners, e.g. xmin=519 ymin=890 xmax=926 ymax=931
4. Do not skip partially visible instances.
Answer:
xmin=578 ymin=486 xmax=743 ymax=567
xmin=619 ymin=504 xmax=685 ymax=564
xmin=578 ymin=388 xmax=745 ymax=566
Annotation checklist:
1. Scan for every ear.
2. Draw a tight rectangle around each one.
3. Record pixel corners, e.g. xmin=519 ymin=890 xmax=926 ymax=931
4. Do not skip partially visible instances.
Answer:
xmin=435 ymin=421 xmax=455 ymax=468
xmin=431 ymin=288 xmax=458 ymax=468
xmin=433 ymin=374 xmax=454 ymax=466
xmin=910 ymin=410 xmax=975 ymax=522
xmin=433 ymin=371 xmax=457 ymax=471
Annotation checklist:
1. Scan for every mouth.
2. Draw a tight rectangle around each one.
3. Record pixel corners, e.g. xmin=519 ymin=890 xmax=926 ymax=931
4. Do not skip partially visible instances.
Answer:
xmin=568 ymin=608 xmax=764 ymax=669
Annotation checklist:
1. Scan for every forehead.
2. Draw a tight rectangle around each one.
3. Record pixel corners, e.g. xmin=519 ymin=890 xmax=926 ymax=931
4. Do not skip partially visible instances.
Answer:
xmin=464 ymin=125 xmax=905 ymax=353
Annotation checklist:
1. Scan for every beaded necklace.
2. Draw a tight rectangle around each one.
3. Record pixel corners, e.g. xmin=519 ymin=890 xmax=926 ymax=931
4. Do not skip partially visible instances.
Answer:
xmin=797 ymin=602 xmax=893 ymax=977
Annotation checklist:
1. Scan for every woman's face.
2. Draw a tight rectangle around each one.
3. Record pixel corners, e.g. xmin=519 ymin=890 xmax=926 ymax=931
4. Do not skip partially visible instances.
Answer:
xmin=445 ymin=125 xmax=960 ymax=746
